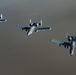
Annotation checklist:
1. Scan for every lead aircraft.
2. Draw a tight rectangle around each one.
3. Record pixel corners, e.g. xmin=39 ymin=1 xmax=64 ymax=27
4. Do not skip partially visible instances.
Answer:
xmin=16 ymin=19 xmax=51 ymax=35
xmin=51 ymin=39 xmax=76 ymax=56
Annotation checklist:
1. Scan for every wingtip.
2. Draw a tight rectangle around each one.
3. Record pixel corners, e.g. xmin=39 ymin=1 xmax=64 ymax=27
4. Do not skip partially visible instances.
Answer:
xmin=5 ymin=19 xmax=7 ymax=21
xmin=15 ymin=25 xmax=22 ymax=29
xmin=49 ymin=27 xmax=51 ymax=30
xmin=50 ymin=39 xmax=54 ymax=42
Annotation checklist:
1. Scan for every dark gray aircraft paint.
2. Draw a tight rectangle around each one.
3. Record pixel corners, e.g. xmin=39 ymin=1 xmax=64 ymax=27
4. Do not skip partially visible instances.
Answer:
xmin=0 ymin=19 xmax=6 ymax=21
xmin=0 ymin=0 xmax=76 ymax=75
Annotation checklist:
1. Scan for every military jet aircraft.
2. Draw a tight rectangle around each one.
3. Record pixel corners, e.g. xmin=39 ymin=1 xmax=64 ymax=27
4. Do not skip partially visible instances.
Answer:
xmin=66 ymin=32 xmax=76 ymax=42
xmin=16 ymin=19 xmax=51 ymax=36
xmin=0 ymin=14 xmax=7 ymax=22
xmin=51 ymin=39 xmax=76 ymax=56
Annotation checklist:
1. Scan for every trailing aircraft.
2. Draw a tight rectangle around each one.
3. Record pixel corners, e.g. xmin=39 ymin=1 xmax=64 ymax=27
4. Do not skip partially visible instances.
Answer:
xmin=16 ymin=19 xmax=51 ymax=35
xmin=0 ymin=14 xmax=7 ymax=22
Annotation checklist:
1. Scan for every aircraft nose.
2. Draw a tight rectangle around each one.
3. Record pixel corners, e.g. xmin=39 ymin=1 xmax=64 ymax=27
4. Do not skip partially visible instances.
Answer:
xmin=27 ymin=33 xmax=30 ymax=36
xmin=27 ymin=32 xmax=31 ymax=36
xmin=70 ymin=52 xmax=74 ymax=56
xmin=70 ymin=54 xmax=73 ymax=56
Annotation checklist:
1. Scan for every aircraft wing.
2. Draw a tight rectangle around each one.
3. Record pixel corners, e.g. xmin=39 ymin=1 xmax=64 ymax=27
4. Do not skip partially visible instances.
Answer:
xmin=35 ymin=27 xmax=51 ymax=31
xmin=16 ymin=25 xmax=26 ymax=29
xmin=51 ymin=39 xmax=63 ymax=44
xmin=51 ymin=39 xmax=72 ymax=48
xmin=16 ymin=25 xmax=30 ymax=30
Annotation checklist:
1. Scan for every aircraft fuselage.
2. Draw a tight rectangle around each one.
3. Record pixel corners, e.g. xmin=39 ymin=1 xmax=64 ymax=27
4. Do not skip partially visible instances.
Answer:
xmin=27 ymin=26 xmax=36 ymax=35
xmin=69 ymin=41 xmax=75 ymax=56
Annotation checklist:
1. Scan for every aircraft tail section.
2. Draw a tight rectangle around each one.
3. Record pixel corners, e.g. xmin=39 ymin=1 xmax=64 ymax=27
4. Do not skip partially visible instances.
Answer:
xmin=66 ymin=32 xmax=68 ymax=39
xmin=39 ymin=20 xmax=42 ymax=26
xmin=40 ymin=20 xmax=42 ymax=26
xmin=30 ymin=19 xmax=32 ymax=23
xmin=0 ymin=14 xmax=3 ymax=19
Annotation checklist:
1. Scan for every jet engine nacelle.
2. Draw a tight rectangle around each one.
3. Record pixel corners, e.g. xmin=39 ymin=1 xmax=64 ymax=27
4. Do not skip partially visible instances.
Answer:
xmin=66 ymin=32 xmax=73 ymax=41
xmin=68 ymin=36 xmax=72 ymax=41
xmin=36 ymin=23 xmax=40 ymax=26
xmin=29 ymin=23 xmax=39 ymax=27
xmin=29 ymin=23 xmax=32 ymax=26
xmin=35 ymin=22 xmax=42 ymax=27
xmin=29 ymin=19 xmax=42 ymax=27
xmin=39 ymin=20 xmax=42 ymax=26
xmin=34 ymin=20 xmax=42 ymax=27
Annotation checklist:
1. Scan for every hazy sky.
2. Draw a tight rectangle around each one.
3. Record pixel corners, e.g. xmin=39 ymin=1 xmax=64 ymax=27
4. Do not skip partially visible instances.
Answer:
xmin=0 ymin=0 xmax=76 ymax=75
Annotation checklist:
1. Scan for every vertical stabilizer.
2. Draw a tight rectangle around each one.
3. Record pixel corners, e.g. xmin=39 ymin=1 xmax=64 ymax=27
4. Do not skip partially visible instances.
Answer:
xmin=40 ymin=20 xmax=42 ymax=26
xmin=0 ymin=14 xmax=3 ymax=19
xmin=66 ymin=32 xmax=68 ymax=38
xmin=30 ymin=19 xmax=32 ymax=23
